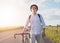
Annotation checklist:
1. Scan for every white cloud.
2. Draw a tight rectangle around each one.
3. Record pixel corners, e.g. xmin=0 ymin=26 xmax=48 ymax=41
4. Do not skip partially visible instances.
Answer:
xmin=39 ymin=8 xmax=60 ymax=25
xmin=54 ymin=0 xmax=60 ymax=3
xmin=26 ymin=0 xmax=46 ymax=7
xmin=40 ymin=8 xmax=60 ymax=17
xmin=55 ymin=10 xmax=60 ymax=15
xmin=39 ymin=9 xmax=54 ymax=20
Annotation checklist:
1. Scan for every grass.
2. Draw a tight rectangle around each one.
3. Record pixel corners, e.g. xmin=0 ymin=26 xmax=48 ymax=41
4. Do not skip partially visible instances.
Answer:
xmin=45 ymin=26 xmax=60 ymax=43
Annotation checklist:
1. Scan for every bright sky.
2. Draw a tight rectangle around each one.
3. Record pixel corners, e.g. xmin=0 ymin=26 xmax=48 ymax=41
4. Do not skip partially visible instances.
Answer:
xmin=0 ymin=0 xmax=60 ymax=27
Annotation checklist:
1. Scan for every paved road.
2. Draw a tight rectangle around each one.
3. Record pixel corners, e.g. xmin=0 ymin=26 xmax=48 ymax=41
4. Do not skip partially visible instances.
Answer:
xmin=0 ymin=29 xmax=55 ymax=43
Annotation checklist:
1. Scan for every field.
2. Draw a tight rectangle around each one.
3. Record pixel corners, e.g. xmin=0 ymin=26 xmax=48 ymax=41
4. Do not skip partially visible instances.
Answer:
xmin=0 ymin=26 xmax=24 ymax=32
xmin=45 ymin=26 xmax=60 ymax=43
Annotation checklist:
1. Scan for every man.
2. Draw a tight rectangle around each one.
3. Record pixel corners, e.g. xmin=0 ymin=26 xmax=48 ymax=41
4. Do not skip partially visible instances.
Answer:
xmin=24 ymin=4 xmax=46 ymax=43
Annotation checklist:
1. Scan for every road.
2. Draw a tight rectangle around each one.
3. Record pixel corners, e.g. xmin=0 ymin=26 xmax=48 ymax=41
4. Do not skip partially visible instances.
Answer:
xmin=0 ymin=29 xmax=55 ymax=43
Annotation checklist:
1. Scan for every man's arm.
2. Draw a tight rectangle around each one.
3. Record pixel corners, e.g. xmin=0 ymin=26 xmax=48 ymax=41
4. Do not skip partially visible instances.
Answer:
xmin=40 ymin=15 xmax=46 ymax=38
xmin=24 ymin=18 xmax=30 ymax=32
xmin=40 ymin=15 xmax=46 ymax=30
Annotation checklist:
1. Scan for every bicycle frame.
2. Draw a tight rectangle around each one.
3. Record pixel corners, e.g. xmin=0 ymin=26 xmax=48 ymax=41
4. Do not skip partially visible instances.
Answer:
xmin=14 ymin=32 xmax=30 ymax=43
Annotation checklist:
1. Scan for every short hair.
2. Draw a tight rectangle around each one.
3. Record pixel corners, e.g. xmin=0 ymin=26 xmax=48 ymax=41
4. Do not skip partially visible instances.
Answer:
xmin=30 ymin=4 xmax=38 ymax=10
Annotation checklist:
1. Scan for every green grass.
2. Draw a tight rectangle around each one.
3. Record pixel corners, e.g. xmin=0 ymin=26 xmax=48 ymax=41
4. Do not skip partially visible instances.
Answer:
xmin=45 ymin=26 xmax=60 ymax=43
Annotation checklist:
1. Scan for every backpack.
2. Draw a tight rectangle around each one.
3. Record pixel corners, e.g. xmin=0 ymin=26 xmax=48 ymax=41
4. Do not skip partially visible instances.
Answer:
xmin=29 ymin=14 xmax=41 ymax=22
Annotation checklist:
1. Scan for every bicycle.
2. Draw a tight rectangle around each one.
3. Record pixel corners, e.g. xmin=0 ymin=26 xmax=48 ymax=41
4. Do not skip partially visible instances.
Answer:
xmin=14 ymin=31 xmax=30 ymax=43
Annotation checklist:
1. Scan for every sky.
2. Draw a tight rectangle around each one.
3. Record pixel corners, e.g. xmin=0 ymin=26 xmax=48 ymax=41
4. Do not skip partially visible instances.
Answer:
xmin=0 ymin=0 xmax=60 ymax=27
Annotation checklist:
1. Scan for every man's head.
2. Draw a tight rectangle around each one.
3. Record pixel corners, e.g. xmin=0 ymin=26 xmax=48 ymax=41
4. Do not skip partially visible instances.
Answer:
xmin=30 ymin=4 xmax=38 ymax=14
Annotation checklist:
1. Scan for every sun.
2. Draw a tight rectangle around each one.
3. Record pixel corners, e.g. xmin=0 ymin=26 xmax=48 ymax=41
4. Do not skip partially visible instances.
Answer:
xmin=0 ymin=0 xmax=29 ymax=27
xmin=0 ymin=6 xmax=28 ymax=27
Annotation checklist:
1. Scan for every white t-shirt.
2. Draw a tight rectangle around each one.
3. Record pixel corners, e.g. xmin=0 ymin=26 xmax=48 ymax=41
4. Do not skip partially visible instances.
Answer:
xmin=25 ymin=14 xmax=46 ymax=35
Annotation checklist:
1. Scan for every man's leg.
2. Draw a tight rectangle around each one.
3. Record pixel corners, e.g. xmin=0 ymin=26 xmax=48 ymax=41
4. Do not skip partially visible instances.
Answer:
xmin=35 ymin=34 xmax=43 ymax=43
xmin=31 ymin=34 xmax=36 ymax=43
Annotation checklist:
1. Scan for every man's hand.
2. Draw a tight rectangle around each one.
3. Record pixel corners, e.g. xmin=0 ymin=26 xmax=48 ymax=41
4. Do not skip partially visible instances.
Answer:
xmin=23 ymin=28 xmax=30 ymax=32
xmin=14 ymin=34 xmax=17 ymax=39
xmin=42 ymin=32 xmax=45 ymax=38
xmin=42 ymin=28 xmax=46 ymax=38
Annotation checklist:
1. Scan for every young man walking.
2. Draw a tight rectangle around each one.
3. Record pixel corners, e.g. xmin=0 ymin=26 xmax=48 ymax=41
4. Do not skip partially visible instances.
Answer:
xmin=24 ymin=4 xmax=46 ymax=43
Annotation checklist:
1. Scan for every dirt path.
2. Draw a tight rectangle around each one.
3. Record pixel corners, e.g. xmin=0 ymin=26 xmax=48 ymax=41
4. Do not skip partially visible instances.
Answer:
xmin=0 ymin=29 xmax=55 ymax=43
xmin=43 ymin=37 xmax=55 ymax=43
